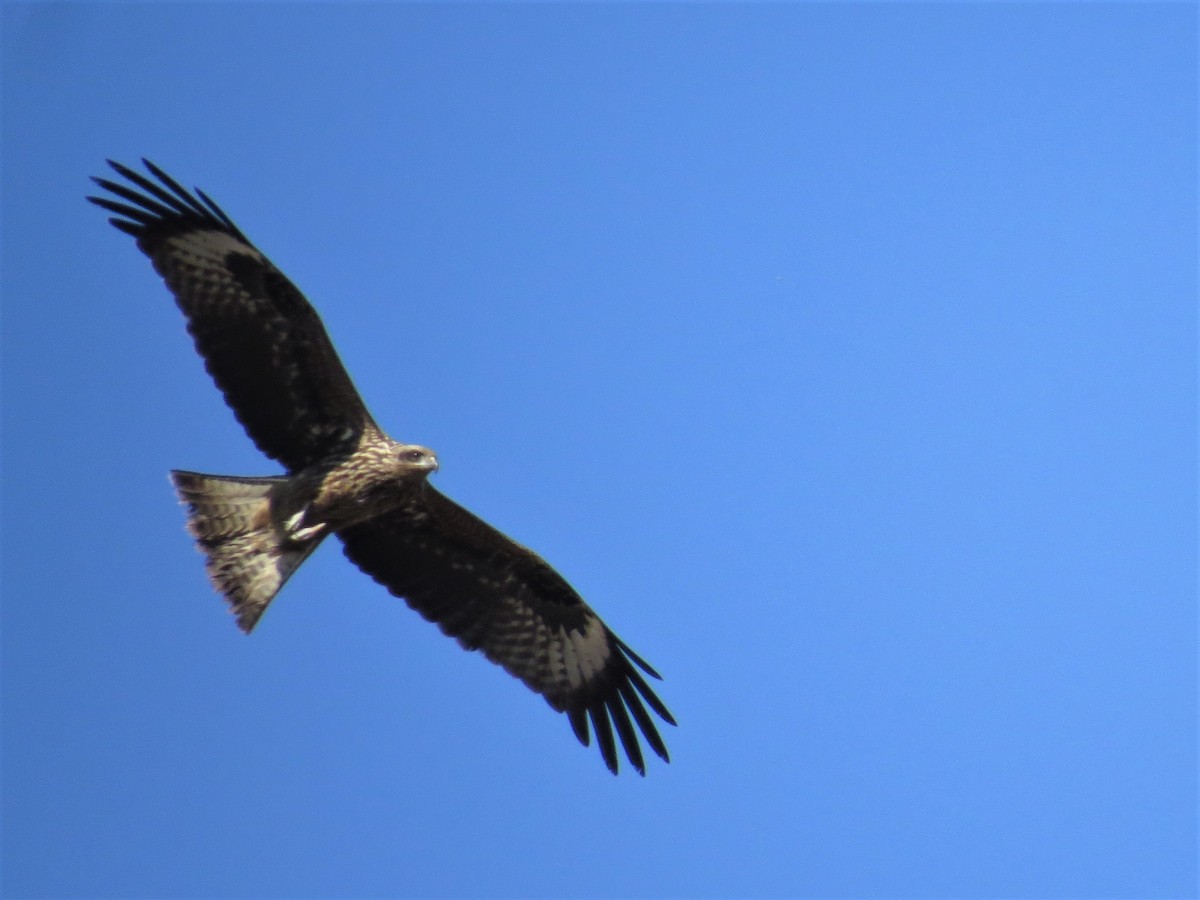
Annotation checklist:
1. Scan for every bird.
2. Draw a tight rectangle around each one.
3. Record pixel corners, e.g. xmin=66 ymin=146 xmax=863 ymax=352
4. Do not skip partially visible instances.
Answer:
xmin=88 ymin=159 xmax=675 ymax=775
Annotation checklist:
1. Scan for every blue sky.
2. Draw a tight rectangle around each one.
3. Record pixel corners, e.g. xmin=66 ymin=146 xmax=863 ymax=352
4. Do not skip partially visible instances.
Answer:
xmin=2 ymin=3 xmax=1195 ymax=898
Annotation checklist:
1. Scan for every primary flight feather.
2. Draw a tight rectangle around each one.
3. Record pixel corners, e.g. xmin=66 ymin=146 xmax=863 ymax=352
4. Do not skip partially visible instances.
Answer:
xmin=88 ymin=159 xmax=674 ymax=775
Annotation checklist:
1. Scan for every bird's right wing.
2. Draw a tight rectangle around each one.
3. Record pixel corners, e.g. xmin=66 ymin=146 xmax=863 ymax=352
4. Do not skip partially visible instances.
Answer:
xmin=89 ymin=159 xmax=376 ymax=471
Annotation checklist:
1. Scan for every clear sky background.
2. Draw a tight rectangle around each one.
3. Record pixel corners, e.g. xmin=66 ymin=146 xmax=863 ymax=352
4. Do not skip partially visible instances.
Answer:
xmin=2 ymin=4 xmax=1195 ymax=898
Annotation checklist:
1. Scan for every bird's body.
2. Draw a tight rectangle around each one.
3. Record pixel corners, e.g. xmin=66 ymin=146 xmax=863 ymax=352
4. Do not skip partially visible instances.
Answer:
xmin=171 ymin=427 xmax=438 ymax=631
xmin=89 ymin=160 xmax=674 ymax=775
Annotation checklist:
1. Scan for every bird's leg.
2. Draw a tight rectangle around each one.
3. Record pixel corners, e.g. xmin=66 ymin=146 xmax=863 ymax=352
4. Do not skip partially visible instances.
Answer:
xmin=284 ymin=508 xmax=326 ymax=542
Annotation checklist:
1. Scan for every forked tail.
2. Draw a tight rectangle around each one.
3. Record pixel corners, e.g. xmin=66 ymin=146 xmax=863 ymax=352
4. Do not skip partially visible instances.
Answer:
xmin=170 ymin=470 xmax=321 ymax=632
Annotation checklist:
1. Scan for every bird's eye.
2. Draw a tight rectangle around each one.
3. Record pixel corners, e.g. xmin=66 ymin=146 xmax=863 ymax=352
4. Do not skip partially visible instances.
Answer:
xmin=401 ymin=449 xmax=424 ymax=462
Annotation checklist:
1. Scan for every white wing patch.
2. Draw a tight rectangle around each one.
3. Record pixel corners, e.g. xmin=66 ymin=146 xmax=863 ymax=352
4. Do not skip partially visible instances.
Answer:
xmin=562 ymin=618 xmax=612 ymax=690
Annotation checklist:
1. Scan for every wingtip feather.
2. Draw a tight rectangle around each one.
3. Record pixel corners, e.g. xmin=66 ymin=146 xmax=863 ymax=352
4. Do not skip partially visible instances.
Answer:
xmin=590 ymin=702 xmax=619 ymax=775
xmin=618 ymin=681 xmax=671 ymax=763
xmin=608 ymin=695 xmax=646 ymax=776
xmin=568 ymin=707 xmax=590 ymax=748
xmin=615 ymin=636 xmax=663 ymax=680
xmin=625 ymin=664 xmax=676 ymax=726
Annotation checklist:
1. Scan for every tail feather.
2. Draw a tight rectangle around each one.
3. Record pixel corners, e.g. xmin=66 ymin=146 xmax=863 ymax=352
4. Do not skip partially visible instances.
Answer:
xmin=170 ymin=470 xmax=321 ymax=632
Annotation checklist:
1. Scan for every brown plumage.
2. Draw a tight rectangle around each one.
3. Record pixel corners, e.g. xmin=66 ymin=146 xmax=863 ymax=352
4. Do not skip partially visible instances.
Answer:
xmin=88 ymin=159 xmax=675 ymax=774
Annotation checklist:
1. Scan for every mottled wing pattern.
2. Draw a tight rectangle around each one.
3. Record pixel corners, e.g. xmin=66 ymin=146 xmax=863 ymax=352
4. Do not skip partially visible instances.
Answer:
xmin=88 ymin=159 xmax=374 ymax=471
xmin=338 ymin=486 xmax=676 ymax=775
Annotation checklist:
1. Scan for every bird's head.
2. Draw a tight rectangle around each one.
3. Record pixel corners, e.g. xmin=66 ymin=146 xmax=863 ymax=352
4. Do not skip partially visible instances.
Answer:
xmin=396 ymin=444 xmax=439 ymax=477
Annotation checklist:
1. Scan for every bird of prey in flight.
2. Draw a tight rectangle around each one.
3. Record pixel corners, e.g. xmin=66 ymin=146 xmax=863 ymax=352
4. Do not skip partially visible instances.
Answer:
xmin=88 ymin=160 xmax=675 ymax=775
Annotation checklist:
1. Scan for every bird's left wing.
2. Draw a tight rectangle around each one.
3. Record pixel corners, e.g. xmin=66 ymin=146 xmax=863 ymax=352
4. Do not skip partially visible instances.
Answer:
xmin=88 ymin=160 xmax=375 ymax=471
xmin=337 ymin=486 xmax=676 ymax=775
